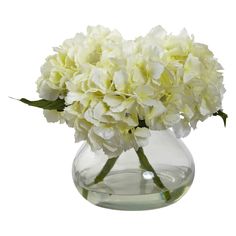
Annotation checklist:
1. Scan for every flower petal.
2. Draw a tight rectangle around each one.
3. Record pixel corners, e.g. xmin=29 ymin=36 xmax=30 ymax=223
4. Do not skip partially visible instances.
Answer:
xmin=103 ymin=94 xmax=123 ymax=107
xmin=43 ymin=110 xmax=63 ymax=123
xmin=113 ymin=70 xmax=128 ymax=91
xmin=147 ymin=62 xmax=164 ymax=80
xmin=93 ymin=126 xmax=115 ymax=140
xmin=134 ymin=127 xmax=151 ymax=138
xmin=173 ymin=120 xmax=191 ymax=138
xmin=183 ymin=54 xmax=201 ymax=83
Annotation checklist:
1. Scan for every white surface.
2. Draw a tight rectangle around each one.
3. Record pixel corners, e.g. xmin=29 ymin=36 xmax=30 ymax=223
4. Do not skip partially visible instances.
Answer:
xmin=0 ymin=0 xmax=235 ymax=235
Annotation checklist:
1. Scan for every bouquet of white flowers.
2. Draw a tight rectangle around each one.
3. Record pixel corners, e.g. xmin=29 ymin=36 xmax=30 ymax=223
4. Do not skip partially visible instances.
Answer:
xmin=17 ymin=26 xmax=227 ymax=206
xmin=19 ymin=25 xmax=227 ymax=157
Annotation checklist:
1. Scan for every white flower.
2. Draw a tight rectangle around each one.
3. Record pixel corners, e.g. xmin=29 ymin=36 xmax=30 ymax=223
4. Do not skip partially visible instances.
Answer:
xmin=89 ymin=68 xmax=111 ymax=92
xmin=133 ymin=127 xmax=151 ymax=148
xmin=113 ymin=70 xmax=129 ymax=92
xmin=43 ymin=110 xmax=64 ymax=123
xmin=147 ymin=62 xmax=164 ymax=81
xmin=183 ymin=54 xmax=202 ymax=83
xmin=37 ymin=25 xmax=225 ymax=157
xmin=173 ymin=119 xmax=191 ymax=138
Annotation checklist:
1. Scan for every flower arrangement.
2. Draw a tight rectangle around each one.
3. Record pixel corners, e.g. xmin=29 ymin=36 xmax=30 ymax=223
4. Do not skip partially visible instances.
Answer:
xmin=19 ymin=25 xmax=227 ymax=157
xmin=17 ymin=25 xmax=228 ymax=206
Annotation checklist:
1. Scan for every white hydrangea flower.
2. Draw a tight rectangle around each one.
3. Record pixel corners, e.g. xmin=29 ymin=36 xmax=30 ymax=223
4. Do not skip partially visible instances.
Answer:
xmin=37 ymin=25 xmax=225 ymax=157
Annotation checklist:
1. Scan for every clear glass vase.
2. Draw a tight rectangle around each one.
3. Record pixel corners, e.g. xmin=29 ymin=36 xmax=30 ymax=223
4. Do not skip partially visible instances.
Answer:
xmin=72 ymin=129 xmax=195 ymax=210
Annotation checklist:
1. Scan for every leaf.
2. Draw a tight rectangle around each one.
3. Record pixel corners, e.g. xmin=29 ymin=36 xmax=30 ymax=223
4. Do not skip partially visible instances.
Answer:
xmin=17 ymin=98 xmax=66 ymax=112
xmin=213 ymin=109 xmax=228 ymax=127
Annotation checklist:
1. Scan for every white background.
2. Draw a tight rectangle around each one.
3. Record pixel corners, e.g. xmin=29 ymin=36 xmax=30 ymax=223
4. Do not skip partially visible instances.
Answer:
xmin=0 ymin=0 xmax=235 ymax=235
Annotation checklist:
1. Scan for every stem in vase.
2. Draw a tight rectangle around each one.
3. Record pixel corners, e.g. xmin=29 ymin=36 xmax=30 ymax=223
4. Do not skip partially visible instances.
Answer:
xmin=135 ymin=147 xmax=171 ymax=201
xmin=94 ymin=156 xmax=119 ymax=184
xmin=82 ymin=188 xmax=89 ymax=199
xmin=82 ymin=156 xmax=119 ymax=199
xmin=83 ymin=147 xmax=171 ymax=201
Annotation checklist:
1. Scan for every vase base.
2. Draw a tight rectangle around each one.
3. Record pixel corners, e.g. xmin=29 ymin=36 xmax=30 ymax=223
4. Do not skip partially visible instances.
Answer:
xmin=73 ymin=165 xmax=194 ymax=210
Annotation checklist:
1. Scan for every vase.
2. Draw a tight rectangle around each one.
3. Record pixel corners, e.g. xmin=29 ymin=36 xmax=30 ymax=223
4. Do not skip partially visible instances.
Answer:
xmin=72 ymin=129 xmax=195 ymax=210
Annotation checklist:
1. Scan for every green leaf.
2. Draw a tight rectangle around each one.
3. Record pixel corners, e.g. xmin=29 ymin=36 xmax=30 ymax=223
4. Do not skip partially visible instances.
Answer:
xmin=17 ymin=98 xmax=66 ymax=112
xmin=213 ymin=109 xmax=228 ymax=127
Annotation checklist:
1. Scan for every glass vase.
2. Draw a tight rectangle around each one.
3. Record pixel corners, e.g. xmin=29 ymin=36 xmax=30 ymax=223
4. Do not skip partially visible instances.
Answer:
xmin=72 ymin=129 xmax=195 ymax=210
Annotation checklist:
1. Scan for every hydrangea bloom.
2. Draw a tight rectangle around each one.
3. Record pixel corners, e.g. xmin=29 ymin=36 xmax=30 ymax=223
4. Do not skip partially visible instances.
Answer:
xmin=37 ymin=25 xmax=225 ymax=157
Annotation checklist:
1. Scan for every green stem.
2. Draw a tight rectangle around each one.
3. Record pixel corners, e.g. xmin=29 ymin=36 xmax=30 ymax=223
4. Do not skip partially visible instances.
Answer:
xmin=81 ymin=157 xmax=119 ymax=199
xmin=135 ymin=147 xmax=171 ymax=201
xmin=82 ymin=188 xmax=89 ymax=199
xmin=94 ymin=156 xmax=119 ymax=184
